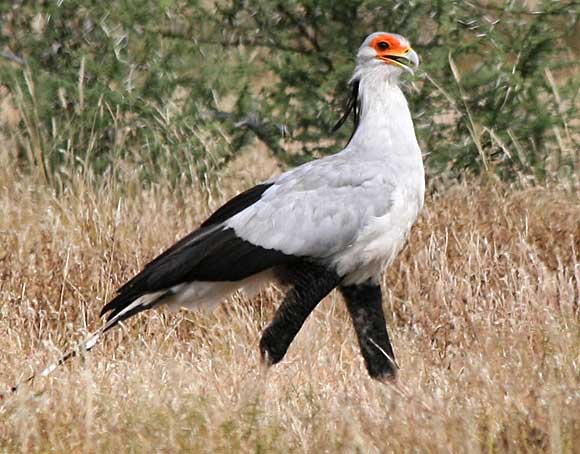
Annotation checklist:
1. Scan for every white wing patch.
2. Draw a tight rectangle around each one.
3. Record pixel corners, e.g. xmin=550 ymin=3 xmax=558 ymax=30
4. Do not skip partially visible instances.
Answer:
xmin=164 ymin=271 xmax=274 ymax=313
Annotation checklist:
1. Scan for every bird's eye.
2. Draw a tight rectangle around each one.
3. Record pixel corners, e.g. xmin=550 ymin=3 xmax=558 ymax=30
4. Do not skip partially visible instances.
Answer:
xmin=377 ymin=41 xmax=390 ymax=51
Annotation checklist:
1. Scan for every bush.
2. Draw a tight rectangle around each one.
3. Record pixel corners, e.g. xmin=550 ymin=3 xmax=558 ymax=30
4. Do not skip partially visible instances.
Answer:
xmin=1 ymin=0 xmax=577 ymax=185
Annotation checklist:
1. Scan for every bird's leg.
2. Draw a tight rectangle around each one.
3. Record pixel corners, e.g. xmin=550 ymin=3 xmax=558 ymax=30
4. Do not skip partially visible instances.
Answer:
xmin=339 ymin=282 xmax=398 ymax=380
xmin=260 ymin=263 xmax=340 ymax=365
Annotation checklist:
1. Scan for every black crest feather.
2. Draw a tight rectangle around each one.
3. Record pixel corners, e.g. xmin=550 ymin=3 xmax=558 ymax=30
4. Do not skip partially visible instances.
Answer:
xmin=332 ymin=79 xmax=360 ymax=144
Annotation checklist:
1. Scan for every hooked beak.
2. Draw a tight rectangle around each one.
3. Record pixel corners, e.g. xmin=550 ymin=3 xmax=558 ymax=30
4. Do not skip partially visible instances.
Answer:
xmin=379 ymin=48 xmax=419 ymax=74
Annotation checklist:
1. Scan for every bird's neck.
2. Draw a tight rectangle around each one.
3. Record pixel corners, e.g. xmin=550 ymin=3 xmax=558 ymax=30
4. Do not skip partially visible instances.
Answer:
xmin=348 ymin=73 xmax=420 ymax=160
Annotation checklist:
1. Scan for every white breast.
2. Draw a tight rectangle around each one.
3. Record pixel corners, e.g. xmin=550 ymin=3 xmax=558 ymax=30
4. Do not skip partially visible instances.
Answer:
xmin=329 ymin=79 xmax=425 ymax=285
xmin=332 ymin=179 xmax=424 ymax=285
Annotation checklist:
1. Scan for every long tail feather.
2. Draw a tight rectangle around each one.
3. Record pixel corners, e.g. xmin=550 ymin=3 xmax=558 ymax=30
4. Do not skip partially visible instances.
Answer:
xmin=10 ymin=291 xmax=167 ymax=393
xmin=10 ymin=330 xmax=102 ymax=393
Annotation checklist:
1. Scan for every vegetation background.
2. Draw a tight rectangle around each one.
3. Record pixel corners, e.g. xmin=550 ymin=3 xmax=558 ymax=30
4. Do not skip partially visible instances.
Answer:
xmin=0 ymin=0 xmax=578 ymax=452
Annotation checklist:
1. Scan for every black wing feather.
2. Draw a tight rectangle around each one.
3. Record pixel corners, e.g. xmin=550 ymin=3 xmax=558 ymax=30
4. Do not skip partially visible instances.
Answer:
xmin=100 ymin=182 xmax=296 ymax=320
xmin=123 ymin=182 xmax=275 ymax=275
xmin=201 ymin=183 xmax=273 ymax=228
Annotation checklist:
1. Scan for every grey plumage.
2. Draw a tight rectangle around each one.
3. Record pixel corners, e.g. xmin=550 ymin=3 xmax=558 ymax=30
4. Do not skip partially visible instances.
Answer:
xmin=227 ymin=155 xmax=396 ymax=260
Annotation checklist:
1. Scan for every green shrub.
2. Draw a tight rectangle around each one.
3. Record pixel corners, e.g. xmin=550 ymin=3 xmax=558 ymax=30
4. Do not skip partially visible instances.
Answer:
xmin=1 ymin=0 xmax=577 ymax=185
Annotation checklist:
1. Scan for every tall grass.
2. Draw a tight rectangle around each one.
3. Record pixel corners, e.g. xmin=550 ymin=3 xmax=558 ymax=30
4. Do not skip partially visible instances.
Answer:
xmin=0 ymin=1 xmax=578 ymax=451
xmin=0 ymin=140 xmax=578 ymax=450
xmin=1 ymin=0 xmax=578 ymax=184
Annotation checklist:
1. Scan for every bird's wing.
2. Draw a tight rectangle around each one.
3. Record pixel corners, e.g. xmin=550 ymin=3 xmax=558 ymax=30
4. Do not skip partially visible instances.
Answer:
xmin=100 ymin=184 xmax=297 ymax=322
xmin=100 ymin=153 xmax=394 ymax=323
xmin=226 ymin=153 xmax=395 ymax=259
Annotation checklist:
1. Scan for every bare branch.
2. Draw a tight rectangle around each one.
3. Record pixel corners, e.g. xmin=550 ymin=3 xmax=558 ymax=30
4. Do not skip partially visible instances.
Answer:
xmin=0 ymin=49 xmax=26 ymax=66
xmin=205 ymin=108 xmax=292 ymax=164
xmin=158 ymin=29 xmax=314 ymax=57
xmin=275 ymin=4 xmax=334 ymax=72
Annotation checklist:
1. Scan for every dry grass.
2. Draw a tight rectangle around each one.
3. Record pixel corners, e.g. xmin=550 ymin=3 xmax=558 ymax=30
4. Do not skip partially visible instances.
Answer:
xmin=0 ymin=148 xmax=578 ymax=452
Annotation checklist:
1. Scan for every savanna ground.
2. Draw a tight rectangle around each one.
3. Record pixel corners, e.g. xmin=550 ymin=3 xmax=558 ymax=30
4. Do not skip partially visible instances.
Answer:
xmin=0 ymin=139 xmax=578 ymax=452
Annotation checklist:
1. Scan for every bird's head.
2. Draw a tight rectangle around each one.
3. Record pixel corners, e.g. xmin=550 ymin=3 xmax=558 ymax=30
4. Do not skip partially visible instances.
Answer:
xmin=354 ymin=32 xmax=419 ymax=80
xmin=333 ymin=32 xmax=420 ymax=137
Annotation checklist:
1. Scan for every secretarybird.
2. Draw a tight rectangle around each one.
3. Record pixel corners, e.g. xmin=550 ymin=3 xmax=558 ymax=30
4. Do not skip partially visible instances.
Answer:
xmin=17 ymin=32 xmax=424 ymax=389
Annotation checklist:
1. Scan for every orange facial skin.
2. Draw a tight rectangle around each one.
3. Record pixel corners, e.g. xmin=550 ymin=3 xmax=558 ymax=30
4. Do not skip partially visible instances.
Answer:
xmin=370 ymin=34 xmax=413 ymax=68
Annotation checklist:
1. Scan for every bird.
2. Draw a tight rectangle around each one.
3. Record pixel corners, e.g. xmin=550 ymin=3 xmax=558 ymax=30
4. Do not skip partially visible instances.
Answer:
xmin=15 ymin=32 xmax=424 ymax=390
